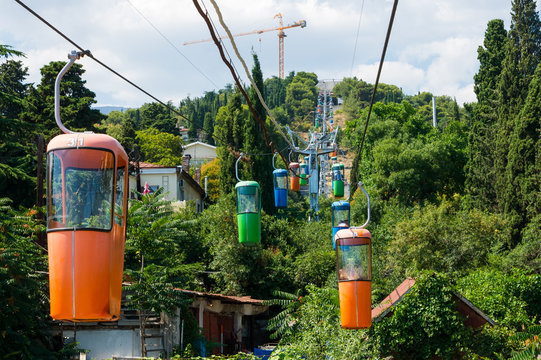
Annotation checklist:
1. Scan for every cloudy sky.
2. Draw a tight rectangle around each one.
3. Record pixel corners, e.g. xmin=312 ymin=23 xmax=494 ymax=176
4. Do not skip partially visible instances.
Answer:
xmin=1 ymin=0 xmax=536 ymax=108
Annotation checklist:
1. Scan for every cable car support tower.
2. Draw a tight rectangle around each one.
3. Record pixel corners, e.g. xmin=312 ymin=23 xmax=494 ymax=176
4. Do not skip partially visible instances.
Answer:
xmin=287 ymin=89 xmax=337 ymax=219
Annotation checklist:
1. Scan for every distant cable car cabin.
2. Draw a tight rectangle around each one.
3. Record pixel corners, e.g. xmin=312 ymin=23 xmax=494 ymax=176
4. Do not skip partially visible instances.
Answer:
xmin=299 ymin=163 xmax=309 ymax=186
xmin=272 ymin=152 xmax=288 ymax=209
xmin=289 ymin=162 xmax=300 ymax=191
xmin=235 ymin=154 xmax=261 ymax=245
xmin=331 ymin=200 xmax=350 ymax=249
xmin=332 ymin=164 xmax=345 ymax=197
xmin=47 ymin=51 xmax=128 ymax=322
xmin=334 ymin=183 xmax=372 ymax=329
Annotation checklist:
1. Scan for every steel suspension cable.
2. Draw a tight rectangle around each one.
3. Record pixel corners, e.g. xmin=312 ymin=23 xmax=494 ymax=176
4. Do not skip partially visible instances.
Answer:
xmin=208 ymin=0 xmax=294 ymax=151
xmin=14 ymin=0 xmax=230 ymax=145
xmin=350 ymin=0 xmax=399 ymax=196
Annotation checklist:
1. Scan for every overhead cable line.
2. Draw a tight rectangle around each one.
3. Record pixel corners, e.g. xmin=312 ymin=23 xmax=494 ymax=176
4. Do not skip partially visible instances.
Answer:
xmin=350 ymin=0 xmax=365 ymax=77
xmin=350 ymin=0 xmax=399 ymax=196
xmin=124 ymin=0 xmax=220 ymax=89
xmin=14 ymin=0 xmax=229 ymax=145
xmin=199 ymin=0 xmax=245 ymax=89
xmin=208 ymin=0 xmax=294 ymax=150
xmin=192 ymin=0 xmax=283 ymax=161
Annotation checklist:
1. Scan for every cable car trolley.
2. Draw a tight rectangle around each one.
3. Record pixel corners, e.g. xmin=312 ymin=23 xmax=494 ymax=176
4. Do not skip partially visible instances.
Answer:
xmin=235 ymin=153 xmax=261 ymax=245
xmin=334 ymin=183 xmax=372 ymax=329
xmin=47 ymin=51 xmax=128 ymax=322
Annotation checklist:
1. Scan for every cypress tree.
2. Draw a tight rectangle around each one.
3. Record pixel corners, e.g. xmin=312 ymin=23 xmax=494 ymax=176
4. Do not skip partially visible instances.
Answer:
xmin=495 ymin=0 xmax=541 ymax=214
xmin=503 ymin=64 xmax=541 ymax=247
xmin=203 ymin=112 xmax=214 ymax=145
xmin=245 ymin=54 xmax=274 ymax=214
xmin=466 ymin=19 xmax=507 ymax=210
xmin=495 ymin=0 xmax=541 ymax=245
xmin=214 ymin=90 xmax=246 ymax=196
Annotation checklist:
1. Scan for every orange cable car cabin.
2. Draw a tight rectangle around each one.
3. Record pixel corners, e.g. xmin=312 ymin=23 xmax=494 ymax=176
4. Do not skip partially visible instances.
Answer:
xmin=335 ymin=228 xmax=372 ymax=329
xmin=289 ymin=162 xmax=300 ymax=191
xmin=46 ymin=51 xmax=128 ymax=322
xmin=47 ymin=133 xmax=128 ymax=322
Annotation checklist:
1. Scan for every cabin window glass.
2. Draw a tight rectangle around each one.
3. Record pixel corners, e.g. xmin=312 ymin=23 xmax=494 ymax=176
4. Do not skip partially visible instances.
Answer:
xmin=237 ymin=186 xmax=260 ymax=214
xmin=333 ymin=209 xmax=350 ymax=227
xmin=337 ymin=243 xmax=370 ymax=281
xmin=115 ymin=166 xmax=125 ymax=226
xmin=274 ymin=174 xmax=287 ymax=190
xmin=48 ymin=153 xmax=64 ymax=224
xmin=47 ymin=149 xmax=114 ymax=230
xmin=333 ymin=169 xmax=342 ymax=181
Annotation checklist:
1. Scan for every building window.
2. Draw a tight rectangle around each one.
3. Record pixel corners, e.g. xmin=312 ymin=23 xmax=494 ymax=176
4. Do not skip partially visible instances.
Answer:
xmin=162 ymin=176 xmax=169 ymax=193
xmin=179 ymin=178 xmax=185 ymax=201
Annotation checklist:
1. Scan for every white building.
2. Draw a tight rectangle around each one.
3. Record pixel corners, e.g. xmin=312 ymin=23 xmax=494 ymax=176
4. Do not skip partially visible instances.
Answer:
xmin=183 ymin=141 xmax=217 ymax=167
xmin=129 ymin=156 xmax=205 ymax=212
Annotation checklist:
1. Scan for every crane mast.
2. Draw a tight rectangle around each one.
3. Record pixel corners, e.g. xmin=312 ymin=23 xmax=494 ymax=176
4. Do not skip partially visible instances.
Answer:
xmin=184 ymin=13 xmax=306 ymax=79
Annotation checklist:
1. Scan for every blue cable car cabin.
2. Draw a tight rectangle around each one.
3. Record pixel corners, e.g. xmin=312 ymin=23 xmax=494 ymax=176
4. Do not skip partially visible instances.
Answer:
xmin=236 ymin=181 xmax=261 ymax=245
xmin=331 ymin=200 xmax=350 ymax=249
xmin=273 ymin=169 xmax=288 ymax=208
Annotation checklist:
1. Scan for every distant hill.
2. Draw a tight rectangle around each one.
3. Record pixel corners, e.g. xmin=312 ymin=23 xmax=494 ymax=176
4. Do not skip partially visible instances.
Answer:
xmin=92 ymin=106 xmax=130 ymax=115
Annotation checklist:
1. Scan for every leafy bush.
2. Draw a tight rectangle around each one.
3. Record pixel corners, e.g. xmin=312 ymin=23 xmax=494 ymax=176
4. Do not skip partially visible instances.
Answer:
xmin=369 ymin=273 xmax=472 ymax=360
xmin=457 ymin=268 xmax=541 ymax=329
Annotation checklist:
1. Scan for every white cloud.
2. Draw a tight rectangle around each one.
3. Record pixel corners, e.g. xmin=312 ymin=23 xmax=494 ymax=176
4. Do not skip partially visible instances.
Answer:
xmin=3 ymin=0 xmax=539 ymax=107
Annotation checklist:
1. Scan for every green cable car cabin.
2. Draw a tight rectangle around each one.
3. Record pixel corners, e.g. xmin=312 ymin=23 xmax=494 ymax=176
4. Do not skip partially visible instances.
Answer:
xmin=236 ymin=181 xmax=261 ymax=245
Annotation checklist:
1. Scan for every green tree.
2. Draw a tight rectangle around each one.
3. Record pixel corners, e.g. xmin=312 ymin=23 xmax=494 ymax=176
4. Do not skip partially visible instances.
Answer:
xmin=285 ymin=72 xmax=318 ymax=123
xmin=138 ymin=102 xmax=178 ymax=134
xmin=270 ymin=286 xmax=369 ymax=360
xmin=125 ymin=189 xmax=200 ymax=357
xmin=501 ymin=63 xmax=541 ymax=247
xmin=245 ymin=54 xmax=274 ymax=213
xmin=457 ymin=268 xmax=541 ymax=329
xmin=0 ymin=199 xmax=68 ymax=359
xmin=0 ymin=53 xmax=36 ymax=207
xmin=0 ymin=60 xmax=30 ymax=119
xmin=466 ymin=19 xmax=507 ymax=211
xmin=214 ymin=90 xmax=247 ymax=196
xmin=370 ymin=273 xmax=473 ymax=360
xmin=202 ymin=112 xmax=214 ymax=144
xmin=135 ymin=128 xmax=184 ymax=166
xmin=495 ymin=0 xmax=541 ymax=232
xmin=383 ymin=197 xmax=507 ymax=281
xmin=22 ymin=61 xmax=104 ymax=137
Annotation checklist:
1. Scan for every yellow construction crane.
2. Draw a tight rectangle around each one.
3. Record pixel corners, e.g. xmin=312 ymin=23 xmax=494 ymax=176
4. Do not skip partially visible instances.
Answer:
xmin=184 ymin=13 xmax=307 ymax=79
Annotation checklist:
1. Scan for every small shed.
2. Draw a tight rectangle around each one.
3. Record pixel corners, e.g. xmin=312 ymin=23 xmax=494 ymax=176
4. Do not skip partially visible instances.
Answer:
xmin=182 ymin=289 xmax=269 ymax=355
xmin=371 ymin=277 xmax=496 ymax=329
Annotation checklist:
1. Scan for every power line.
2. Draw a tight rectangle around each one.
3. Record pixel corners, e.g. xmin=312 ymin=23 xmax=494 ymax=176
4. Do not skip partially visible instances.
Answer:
xmin=350 ymin=0 xmax=365 ymax=77
xmin=13 ymin=0 xmax=229 ymax=145
xmin=350 ymin=0 xmax=399 ymax=196
xmin=124 ymin=0 xmax=220 ymax=89
xmin=199 ymin=0 xmax=245 ymax=87
xmin=207 ymin=0 xmax=294 ymax=150
xmin=192 ymin=0 xmax=288 ymax=163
